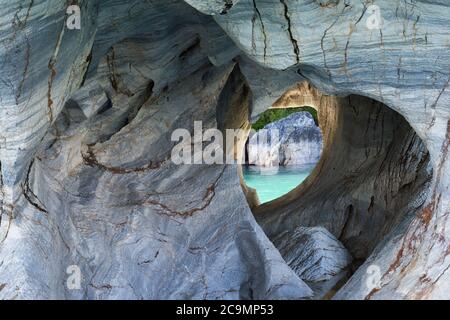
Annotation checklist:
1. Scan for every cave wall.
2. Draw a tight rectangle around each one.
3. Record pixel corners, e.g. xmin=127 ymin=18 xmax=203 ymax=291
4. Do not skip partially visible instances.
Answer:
xmin=0 ymin=0 xmax=449 ymax=299
xmin=216 ymin=1 xmax=450 ymax=299
xmin=256 ymin=83 xmax=432 ymax=263
xmin=0 ymin=1 xmax=311 ymax=299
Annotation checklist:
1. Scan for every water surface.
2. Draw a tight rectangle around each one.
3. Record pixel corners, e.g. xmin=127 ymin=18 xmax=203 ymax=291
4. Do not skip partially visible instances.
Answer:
xmin=243 ymin=165 xmax=315 ymax=204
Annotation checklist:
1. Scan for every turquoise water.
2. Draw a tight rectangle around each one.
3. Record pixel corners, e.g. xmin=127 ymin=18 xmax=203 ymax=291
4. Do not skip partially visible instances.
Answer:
xmin=243 ymin=165 xmax=315 ymax=204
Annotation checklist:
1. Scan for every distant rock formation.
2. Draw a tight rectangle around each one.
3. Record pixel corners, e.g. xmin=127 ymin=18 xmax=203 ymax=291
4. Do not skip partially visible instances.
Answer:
xmin=247 ymin=112 xmax=322 ymax=167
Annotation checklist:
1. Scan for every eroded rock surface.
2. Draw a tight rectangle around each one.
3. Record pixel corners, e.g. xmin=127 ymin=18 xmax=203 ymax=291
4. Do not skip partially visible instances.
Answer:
xmin=0 ymin=0 xmax=449 ymax=300
xmin=274 ymin=226 xmax=352 ymax=282
xmin=273 ymin=226 xmax=352 ymax=299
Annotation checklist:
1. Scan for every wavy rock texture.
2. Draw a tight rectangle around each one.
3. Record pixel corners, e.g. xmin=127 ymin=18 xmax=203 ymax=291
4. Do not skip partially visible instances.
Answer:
xmin=0 ymin=0 xmax=449 ymax=300
xmin=256 ymin=82 xmax=434 ymax=298
xmin=273 ymin=226 xmax=352 ymax=299
xmin=274 ymin=226 xmax=352 ymax=282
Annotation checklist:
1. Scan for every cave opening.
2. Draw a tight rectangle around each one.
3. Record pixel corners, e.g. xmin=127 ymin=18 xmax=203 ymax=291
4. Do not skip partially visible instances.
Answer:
xmin=220 ymin=74 xmax=433 ymax=299
xmin=242 ymin=105 xmax=323 ymax=205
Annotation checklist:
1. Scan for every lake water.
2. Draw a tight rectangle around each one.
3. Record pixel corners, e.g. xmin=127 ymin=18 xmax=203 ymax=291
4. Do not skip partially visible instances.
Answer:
xmin=243 ymin=165 xmax=315 ymax=204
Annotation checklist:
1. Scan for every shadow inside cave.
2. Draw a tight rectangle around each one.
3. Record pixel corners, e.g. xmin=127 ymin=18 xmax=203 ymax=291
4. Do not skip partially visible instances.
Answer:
xmin=223 ymin=79 xmax=433 ymax=299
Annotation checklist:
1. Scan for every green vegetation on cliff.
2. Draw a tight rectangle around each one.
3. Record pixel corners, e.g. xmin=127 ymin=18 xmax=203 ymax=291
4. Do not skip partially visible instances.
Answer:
xmin=252 ymin=107 xmax=318 ymax=131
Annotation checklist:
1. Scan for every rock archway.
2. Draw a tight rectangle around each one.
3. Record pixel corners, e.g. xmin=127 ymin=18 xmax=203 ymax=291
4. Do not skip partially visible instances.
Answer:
xmin=236 ymin=79 xmax=432 ymax=298
xmin=255 ymin=81 xmax=431 ymax=260
xmin=255 ymin=80 xmax=432 ymax=269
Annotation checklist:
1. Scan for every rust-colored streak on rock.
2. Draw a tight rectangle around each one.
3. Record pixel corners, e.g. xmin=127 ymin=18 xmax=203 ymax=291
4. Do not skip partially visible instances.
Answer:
xmin=47 ymin=59 xmax=56 ymax=123
xmin=364 ymin=287 xmax=380 ymax=300
xmin=421 ymin=201 xmax=435 ymax=225
xmin=82 ymin=145 xmax=165 ymax=174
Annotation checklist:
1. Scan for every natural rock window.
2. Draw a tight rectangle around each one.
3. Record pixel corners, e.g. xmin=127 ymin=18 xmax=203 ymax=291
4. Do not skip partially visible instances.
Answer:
xmin=242 ymin=106 xmax=323 ymax=204
xmin=254 ymin=82 xmax=432 ymax=299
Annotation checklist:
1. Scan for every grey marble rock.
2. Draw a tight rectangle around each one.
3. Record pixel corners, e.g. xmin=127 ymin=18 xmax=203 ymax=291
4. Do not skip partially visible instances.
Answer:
xmin=0 ymin=0 xmax=449 ymax=300
xmin=0 ymin=16 xmax=313 ymax=298
xmin=273 ymin=226 xmax=352 ymax=283
xmin=272 ymin=226 xmax=352 ymax=299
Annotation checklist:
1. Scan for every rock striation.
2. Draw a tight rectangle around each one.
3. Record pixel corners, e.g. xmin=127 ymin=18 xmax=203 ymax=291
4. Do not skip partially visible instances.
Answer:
xmin=0 ymin=0 xmax=449 ymax=300
xmin=273 ymin=226 xmax=352 ymax=299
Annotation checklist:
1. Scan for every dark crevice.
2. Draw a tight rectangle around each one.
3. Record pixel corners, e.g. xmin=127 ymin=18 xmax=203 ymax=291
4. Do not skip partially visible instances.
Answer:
xmin=179 ymin=36 xmax=201 ymax=60
xmin=280 ymin=0 xmax=300 ymax=64
xmin=22 ymin=160 xmax=48 ymax=213
xmin=251 ymin=0 xmax=268 ymax=61
xmin=221 ymin=0 xmax=234 ymax=15
xmin=96 ymin=97 xmax=113 ymax=115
